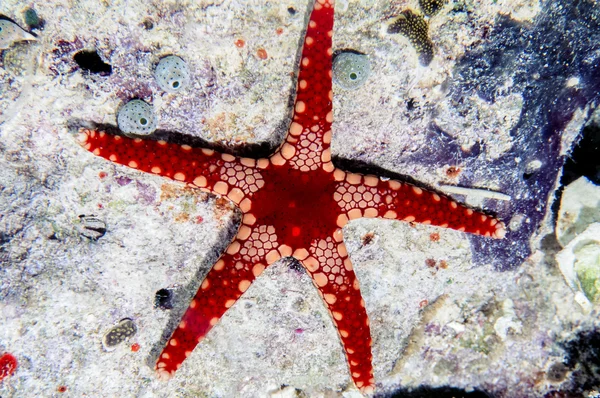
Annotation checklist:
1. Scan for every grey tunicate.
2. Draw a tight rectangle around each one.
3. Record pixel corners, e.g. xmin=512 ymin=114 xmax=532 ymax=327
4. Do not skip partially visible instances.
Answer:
xmin=332 ymin=52 xmax=371 ymax=90
xmin=154 ymin=55 xmax=190 ymax=93
xmin=117 ymin=99 xmax=157 ymax=136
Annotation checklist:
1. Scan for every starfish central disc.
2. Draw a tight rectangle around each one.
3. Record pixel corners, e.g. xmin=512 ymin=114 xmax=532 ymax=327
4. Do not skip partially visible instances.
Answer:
xmin=251 ymin=165 xmax=338 ymax=248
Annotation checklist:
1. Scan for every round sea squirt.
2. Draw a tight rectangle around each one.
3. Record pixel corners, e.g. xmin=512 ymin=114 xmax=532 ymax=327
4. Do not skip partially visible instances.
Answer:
xmin=117 ymin=99 xmax=158 ymax=136
xmin=332 ymin=52 xmax=371 ymax=90
xmin=154 ymin=55 xmax=190 ymax=93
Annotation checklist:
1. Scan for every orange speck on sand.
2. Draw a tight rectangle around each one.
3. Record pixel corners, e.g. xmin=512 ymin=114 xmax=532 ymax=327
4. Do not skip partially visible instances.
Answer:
xmin=235 ymin=39 xmax=245 ymax=48
xmin=57 ymin=386 xmax=68 ymax=393
xmin=0 ymin=353 xmax=17 ymax=381
xmin=429 ymin=232 xmax=440 ymax=242
xmin=276 ymin=27 xmax=284 ymax=35
xmin=98 ymin=171 xmax=107 ymax=179
xmin=195 ymin=216 xmax=204 ymax=224
xmin=419 ymin=299 xmax=428 ymax=309
xmin=131 ymin=343 xmax=140 ymax=352
xmin=257 ymin=48 xmax=268 ymax=59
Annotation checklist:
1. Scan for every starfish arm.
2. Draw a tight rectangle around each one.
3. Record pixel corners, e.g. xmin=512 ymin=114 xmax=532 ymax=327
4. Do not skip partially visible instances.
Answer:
xmin=155 ymin=222 xmax=289 ymax=379
xmin=297 ymin=229 xmax=374 ymax=394
xmin=77 ymin=129 xmax=266 ymax=201
xmin=272 ymin=0 xmax=335 ymax=173
xmin=333 ymin=171 xmax=506 ymax=238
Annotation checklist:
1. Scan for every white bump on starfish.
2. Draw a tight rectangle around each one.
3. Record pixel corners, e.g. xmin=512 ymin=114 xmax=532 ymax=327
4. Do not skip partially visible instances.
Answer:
xmin=242 ymin=213 xmax=256 ymax=225
xmin=313 ymin=272 xmax=328 ymax=286
xmin=227 ymin=188 xmax=244 ymax=204
xmin=214 ymin=260 xmax=225 ymax=271
xmin=239 ymin=198 xmax=252 ymax=212
xmin=346 ymin=173 xmax=361 ymax=185
xmin=348 ymin=208 xmax=362 ymax=220
xmin=252 ymin=263 xmax=265 ymax=277
xmin=193 ymin=176 xmax=207 ymax=187
xmin=333 ymin=169 xmax=346 ymax=181
xmin=238 ymin=280 xmax=251 ymax=293
xmin=293 ymin=248 xmax=309 ymax=260
xmin=226 ymin=241 xmax=241 ymax=255
xmin=384 ymin=210 xmax=397 ymax=219
xmin=324 ymin=293 xmax=337 ymax=304
xmin=174 ymin=172 xmax=185 ymax=181
xmin=295 ymin=101 xmax=306 ymax=114
xmin=169 ymin=338 xmax=178 ymax=346
xmin=279 ymin=244 xmax=293 ymax=257
xmin=281 ymin=143 xmax=296 ymax=159
xmin=225 ymin=299 xmax=236 ymax=308
xmin=364 ymin=208 xmax=378 ymax=218
xmin=337 ymin=214 xmax=349 ymax=227
xmin=213 ymin=181 xmax=229 ymax=195
xmin=363 ymin=175 xmax=378 ymax=187
xmin=266 ymin=249 xmax=281 ymax=265
xmin=493 ymin=223 xmax=507 ymax=238
xmin=77 ymin=132 xmax=89 ymax=142
xmin=270 ymin=153 xmax=286 ymax=166
xmin=389 ymin=180 xmax=401 ymax=190
xmin=304 ymin=256 xmax=319 ymax=272
xmin=237 ymin=225 xmax=252 ymax=240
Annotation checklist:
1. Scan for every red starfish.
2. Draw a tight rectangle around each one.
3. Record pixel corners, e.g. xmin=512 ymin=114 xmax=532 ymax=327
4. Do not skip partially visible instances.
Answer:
xmin=77 ymin=0 xmax=505 ymax=393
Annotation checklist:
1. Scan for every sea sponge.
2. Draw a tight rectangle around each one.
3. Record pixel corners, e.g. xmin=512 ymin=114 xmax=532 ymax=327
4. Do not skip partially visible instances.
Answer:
xmin=117 ymin=99 xmax=157 ymax=136
xmin=332 ymin=52 xmax=371 ymax=90
xmin=387 ymin=10 xmax=434 ymax=66
xmin=154 ymin=55 xmax=190 ymax=93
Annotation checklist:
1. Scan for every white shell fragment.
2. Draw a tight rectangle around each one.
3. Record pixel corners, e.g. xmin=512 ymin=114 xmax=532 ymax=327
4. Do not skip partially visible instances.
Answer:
xmin=556 ymin=223 xmax=600 ymax=312
xmin=556 ymin=176 xmax=600 ymax=247
xmin=0 ymin=19 xmax=37 ymax=50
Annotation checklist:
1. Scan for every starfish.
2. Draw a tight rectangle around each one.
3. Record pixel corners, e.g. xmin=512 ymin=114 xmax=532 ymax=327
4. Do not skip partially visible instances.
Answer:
xmin=76 ymin=0 xmax=505 ymax=393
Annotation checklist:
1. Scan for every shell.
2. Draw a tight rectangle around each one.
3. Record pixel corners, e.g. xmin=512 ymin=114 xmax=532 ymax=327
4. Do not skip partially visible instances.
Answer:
xmin=0 ymin=19 xmax=37 ymax=50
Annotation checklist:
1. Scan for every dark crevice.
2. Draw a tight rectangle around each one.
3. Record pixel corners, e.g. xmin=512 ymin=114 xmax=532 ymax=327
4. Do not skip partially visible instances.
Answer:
xmin=73 ymin=50 xmax=112 ymax=76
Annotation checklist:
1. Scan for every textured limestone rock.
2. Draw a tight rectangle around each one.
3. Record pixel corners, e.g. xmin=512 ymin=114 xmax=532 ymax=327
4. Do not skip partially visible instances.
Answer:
xmin=1 ymin=0 xmax=599 ymax=397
